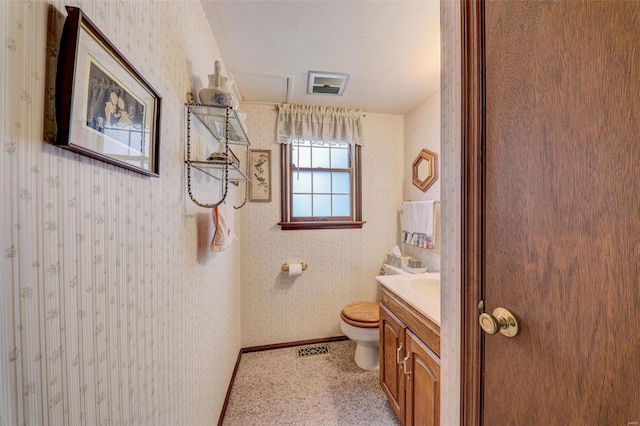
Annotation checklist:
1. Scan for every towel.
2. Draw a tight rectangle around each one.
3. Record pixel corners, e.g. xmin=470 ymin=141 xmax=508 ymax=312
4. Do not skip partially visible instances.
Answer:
xmin=210 ymin=204 xmax=238 ymax=252
xmin=401 ymin=200 xmax=436 ymax=249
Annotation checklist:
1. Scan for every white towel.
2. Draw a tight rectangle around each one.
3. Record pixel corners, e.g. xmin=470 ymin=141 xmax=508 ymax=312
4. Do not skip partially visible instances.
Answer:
xmin=210 ymin=204 xmax=238 ymax=252
xmin=402 ymin=200 xmax=436 ymax=249
xmin=403 ymin=201 xmax=434 ymax=235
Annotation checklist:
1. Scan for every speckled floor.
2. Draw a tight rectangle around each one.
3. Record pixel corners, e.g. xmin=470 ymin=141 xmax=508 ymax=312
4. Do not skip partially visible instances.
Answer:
xmin=222 ymin=340 xmax=401 ymax=426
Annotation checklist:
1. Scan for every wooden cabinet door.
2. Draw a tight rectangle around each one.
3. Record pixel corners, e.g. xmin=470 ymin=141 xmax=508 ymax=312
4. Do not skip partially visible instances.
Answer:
xmin=404 ymin=330 xmax=440 ymax=426
xmin=379 ymin=304 xmax=405 ymax=421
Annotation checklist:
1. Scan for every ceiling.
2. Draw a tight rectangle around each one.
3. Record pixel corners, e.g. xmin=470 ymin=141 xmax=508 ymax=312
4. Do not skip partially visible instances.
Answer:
xmin=199 ymin=1 xmax=441 ymax=115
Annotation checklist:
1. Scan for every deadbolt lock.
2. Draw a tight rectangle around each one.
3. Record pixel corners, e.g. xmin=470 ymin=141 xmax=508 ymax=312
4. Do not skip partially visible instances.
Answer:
xmin=479 ymin=307 xmax=519 ymax=337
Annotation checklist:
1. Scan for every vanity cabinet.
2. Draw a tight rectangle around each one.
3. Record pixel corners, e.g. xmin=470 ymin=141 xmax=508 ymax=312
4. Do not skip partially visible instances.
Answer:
xmin=380 ymin=306 xmax=405 ymax=419
xmin=380 ymin=287 xmax=440 ymax=426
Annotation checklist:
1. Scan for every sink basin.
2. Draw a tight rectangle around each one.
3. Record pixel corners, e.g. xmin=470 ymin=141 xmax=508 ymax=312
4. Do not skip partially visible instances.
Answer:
xmin=410 ymin=277 xmax=440 ymax=300
xmin=376 ymin=271 xmax=441 ymax=325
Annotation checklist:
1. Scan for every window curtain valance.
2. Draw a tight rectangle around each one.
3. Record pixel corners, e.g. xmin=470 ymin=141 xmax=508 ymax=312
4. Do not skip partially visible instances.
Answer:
xmin=276 ymin=103 xmax=364 ymax=146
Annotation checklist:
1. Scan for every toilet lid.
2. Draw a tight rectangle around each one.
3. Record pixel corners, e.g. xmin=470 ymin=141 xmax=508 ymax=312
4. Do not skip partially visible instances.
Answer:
xmin=341 ymin=302 xmax=379 ymax=327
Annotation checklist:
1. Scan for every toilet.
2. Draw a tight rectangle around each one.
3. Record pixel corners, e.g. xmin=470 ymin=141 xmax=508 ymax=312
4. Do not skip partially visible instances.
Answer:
xmin=340 ymin=301 xmax=380 ymax=370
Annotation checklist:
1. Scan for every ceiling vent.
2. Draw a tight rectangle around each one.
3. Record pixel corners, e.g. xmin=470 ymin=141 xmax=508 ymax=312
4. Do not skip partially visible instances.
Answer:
xmin=307 ymin=71 xmax=350 ymax=96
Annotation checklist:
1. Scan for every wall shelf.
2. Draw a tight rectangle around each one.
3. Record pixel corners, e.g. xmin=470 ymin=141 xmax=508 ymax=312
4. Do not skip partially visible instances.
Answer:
xmin=185 ymin=100 xmax=250 ymax=209
xmin=188 ymin=160 xmax=249 ymax=182
xmin=188 ymin=104 xmax=250 ymax=145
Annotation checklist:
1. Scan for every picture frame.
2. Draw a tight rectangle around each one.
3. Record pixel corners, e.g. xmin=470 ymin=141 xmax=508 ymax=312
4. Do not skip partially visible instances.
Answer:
xmin=228 ymin=148 xmax=240 ymax=186
xmin=249 ymin=149 xmax=271 ymax=202
xmin=55 ymin=6 xmax=161 ymax=177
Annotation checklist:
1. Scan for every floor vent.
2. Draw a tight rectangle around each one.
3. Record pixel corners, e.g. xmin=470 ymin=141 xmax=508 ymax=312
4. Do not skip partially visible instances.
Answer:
xmin=296 ymin=344 xmax=331 ymax=358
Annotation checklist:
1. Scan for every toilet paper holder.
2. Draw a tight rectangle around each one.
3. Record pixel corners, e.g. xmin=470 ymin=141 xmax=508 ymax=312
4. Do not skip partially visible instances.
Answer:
xmin=281 ymin=262 xmax=308 ymax=272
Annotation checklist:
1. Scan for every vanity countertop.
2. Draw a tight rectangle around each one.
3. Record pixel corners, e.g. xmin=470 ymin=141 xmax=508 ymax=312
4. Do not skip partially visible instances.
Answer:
xmin=376 ymin=272 xmax=441 ymax=326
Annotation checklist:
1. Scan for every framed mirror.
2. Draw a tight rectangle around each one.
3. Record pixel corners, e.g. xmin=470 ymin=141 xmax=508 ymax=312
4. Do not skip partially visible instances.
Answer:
xmin=412 ymin=148 xmax=438 ymax=192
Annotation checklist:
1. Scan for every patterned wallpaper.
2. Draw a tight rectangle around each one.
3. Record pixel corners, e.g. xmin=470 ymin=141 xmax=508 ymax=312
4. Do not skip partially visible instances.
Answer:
xmin=2 ymin=0 xmax=462 ymax=423
xmin=403 ymin=91 xmax=442 ymax=272
xmin=440 ymin=0 xmax=462 ymax=424
xmin=1 ymin=1 xmax=243 ymax=424
xmin=239 ymin=104 xmax=404 ymax=347
xmin=404 ymin=91 xmax=442 ymax=202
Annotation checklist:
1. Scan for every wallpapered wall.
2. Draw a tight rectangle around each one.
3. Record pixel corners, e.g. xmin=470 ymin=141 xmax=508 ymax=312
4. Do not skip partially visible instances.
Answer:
xmin=1 ymin=0 xmax=462 ymax=424
xmin=239 ymin=104 xmax=404 ymax=347
xmin=404 ymin=91 xmax=442 ymax=202
xmin=440 ymin=0 xmax=462 ymax=423
xmin=402 ymin=91 xmax=442 ymax=272
xmin=1 ymin=1 xmax=243 ymax=424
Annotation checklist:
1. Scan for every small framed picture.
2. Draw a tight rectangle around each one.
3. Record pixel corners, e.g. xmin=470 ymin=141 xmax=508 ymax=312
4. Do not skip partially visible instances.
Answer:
xmin=55 ymin=6 xmax=161 ymax=176
xmin=228 ymin=148 xmax=240 ymax=186
xmin=249 ymin=149 xmax=271 ymax=202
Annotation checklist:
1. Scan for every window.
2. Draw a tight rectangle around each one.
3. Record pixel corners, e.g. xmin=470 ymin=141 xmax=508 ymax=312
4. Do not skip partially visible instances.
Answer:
xmin=276 ymin=103 xmax=364 ymax=230
xmin=279 ymin=140 xmax=363 ymax=230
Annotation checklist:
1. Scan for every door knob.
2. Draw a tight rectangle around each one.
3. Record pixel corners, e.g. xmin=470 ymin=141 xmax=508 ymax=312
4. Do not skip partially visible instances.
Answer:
xmin=479 ymin=306 xmax=519 ymax=337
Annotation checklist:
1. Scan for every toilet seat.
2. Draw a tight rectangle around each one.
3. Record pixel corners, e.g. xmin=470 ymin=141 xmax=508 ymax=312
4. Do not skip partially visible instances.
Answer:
xmin=340 ymin=302 xmax=379 ymax=328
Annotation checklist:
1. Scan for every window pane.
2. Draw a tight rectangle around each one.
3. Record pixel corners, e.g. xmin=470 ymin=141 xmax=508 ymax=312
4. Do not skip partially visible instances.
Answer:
xmin=311 ymin=146 xmax=330 ymax=168
xmin=285 ymin=141 xmax=360 ymax=227
xmin=331 ymin=147 xmax=350 ymax=168
xmin=312 ymin=171 xmax=331 ymax=193
xmin=291 ymin=144 xmax=311 ymax=168
xmin=313 ymin=194 xmax=331 ymax=216
xmin=332 ymin=195 xmax=351 ymax=216
xmin=292 ymin=171 xmax=312 ymax=193
xmin=292 ymin=194 xmax=312 ymax=217
xmin=332 ymin=172 xmax=350 ymax=194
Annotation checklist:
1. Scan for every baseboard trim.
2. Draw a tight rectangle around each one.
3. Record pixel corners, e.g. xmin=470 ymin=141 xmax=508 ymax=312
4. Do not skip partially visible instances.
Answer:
xmin=217 ymin=348 xmax=243 ymax=426
xmin=217 ymin=335 xmax=349 ymax=425
xmin=242 ymin=335 xmax=349 ymax=353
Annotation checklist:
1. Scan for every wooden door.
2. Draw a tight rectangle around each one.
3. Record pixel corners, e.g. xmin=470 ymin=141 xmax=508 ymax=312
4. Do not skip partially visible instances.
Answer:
xmin=404 ymin=330 xmax=439 ymax=426
xmin=463 ymin=1 xmax=640 ymax=424
xmin=379 ymin=305 xmax=405 ymax=421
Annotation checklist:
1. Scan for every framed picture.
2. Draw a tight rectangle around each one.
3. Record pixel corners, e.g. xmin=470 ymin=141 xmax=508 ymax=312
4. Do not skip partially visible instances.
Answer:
xmin=55 ymin=6 xmax=161 ymax=177
xmin=228 ymin=148 xmax=239 ymax=186
xmin=249 ymin=149 xmax=271 ymax=202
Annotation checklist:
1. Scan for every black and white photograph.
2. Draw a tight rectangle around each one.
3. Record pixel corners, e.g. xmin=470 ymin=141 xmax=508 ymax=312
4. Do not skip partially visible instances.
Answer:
xmin=84 ymin=58 xmax=146 ymax=155
xmin=55 ymin=6 xmax=161 ymax=176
